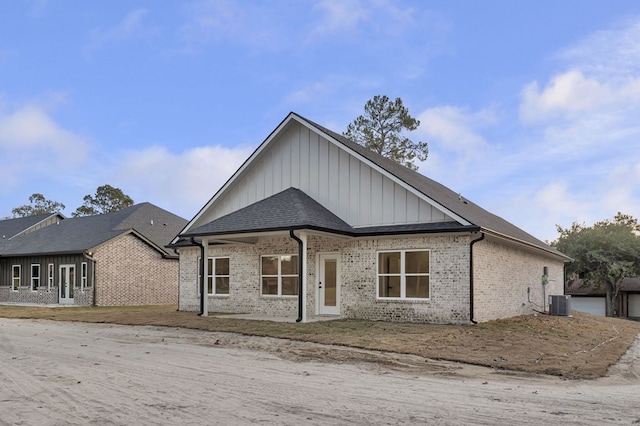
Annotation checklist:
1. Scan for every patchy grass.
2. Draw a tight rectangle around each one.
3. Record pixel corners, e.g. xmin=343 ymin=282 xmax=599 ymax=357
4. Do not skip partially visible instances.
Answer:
xmin=1 ymin=305 xmax=639 ymax=379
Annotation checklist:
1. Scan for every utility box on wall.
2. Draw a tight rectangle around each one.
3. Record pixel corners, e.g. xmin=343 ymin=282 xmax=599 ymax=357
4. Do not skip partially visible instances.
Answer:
xmin=549 ymin=295 xmax=571 ymax=316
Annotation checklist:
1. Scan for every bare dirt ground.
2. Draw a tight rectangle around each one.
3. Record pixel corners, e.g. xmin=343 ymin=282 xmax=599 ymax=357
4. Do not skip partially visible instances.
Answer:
xmin=2 ymin=305 xmax=639 ymax=379
xmin=1 ymin=318 xmax=640 ymax=425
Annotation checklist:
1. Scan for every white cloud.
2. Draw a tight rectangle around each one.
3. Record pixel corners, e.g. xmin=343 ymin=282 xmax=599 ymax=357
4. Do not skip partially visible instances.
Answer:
xmin=0 ymin=104 xmax=88 ymax=161
xmin=113 ymin=145 xmax=253 ymax=218
xmin=309 ymin=0 xmax=371 ymax=36
xmin=520 ymin=70 xmax=640 ymax=124
xmin=178 ymin=0 xmax=280 ymax=53
xmin=0 ymin=102 xmax=90 ymax=196
xmin=87 ymin=9 xmax=149 ymax=52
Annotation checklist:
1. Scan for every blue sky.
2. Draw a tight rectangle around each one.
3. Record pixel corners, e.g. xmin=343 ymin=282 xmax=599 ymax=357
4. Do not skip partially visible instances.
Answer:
xmin=2 ymin=1 xmax=639 ymax=242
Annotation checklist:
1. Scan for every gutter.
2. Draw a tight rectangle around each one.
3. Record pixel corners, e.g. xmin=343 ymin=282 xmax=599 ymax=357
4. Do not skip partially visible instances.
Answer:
xmin=469 ymin=232 xmax=485 ymax=324
xmin=190 ymin=237 xmax=206 ymax=316
xmin=289 ymin=230 xmax=304 ymax=323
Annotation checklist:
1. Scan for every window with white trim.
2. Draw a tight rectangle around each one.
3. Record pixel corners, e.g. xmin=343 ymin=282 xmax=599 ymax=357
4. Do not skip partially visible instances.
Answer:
xmin=48 ymin=263 xmax=54 ymax=289
xmin=81 ymin=262 xmax=88 ymax=290
xmin=12 ymin=265 xmax=21 ymax=291
xmin=197 ymin=257 xmax=230 ymax=296
xmin=377 ymin=250 xmax=430 ymax=299
xmin=31 ymin=264 xmax=41 ymax=291
xmin=261 ymin=255 xmax=298 ymax=296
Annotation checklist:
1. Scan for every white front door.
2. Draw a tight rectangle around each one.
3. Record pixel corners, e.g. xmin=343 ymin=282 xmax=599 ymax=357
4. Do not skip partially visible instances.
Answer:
xmin=318 ymin=253 xmax=340 ymax=315
xmin=59 ymin=265 xmax=75 ymax=304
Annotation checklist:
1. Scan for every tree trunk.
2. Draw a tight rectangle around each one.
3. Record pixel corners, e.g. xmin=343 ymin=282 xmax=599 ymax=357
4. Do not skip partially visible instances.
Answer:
xmin=605 ymin=281 xmax=620 ymax=317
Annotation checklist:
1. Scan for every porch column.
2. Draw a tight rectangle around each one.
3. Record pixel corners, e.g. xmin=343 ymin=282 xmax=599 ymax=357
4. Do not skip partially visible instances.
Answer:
xmin=300 ymin=232 xmax=308 ymax=323
xmin=202 ymin=237 xmax=209 ymax=317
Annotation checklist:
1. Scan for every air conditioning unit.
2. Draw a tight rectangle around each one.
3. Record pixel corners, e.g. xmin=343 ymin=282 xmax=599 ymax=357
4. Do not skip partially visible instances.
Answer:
xmin=549 ymin=295 xmax=571 ymax=316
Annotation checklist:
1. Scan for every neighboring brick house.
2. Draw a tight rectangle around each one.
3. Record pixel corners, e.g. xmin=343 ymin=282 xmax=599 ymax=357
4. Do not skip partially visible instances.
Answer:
xmin=171 ymin=112 xmax=570 ymax=324
xmin=0 ymin=203 xmax=187 ymax=306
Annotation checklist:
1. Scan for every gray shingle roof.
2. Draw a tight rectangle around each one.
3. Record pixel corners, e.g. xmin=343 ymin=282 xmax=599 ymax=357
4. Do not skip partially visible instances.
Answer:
xmin=0 ymin=214 xmax=59 ymax=239
xmin=179 ymin=112 xmax=567 ymax=259
xmin=298 ymin=113 xmax=565 ymax=257
xmin=185 ymin=188 xmax=353 ymax=236
xmin=184 ymin=188 xmax=478 ymax=238
xmin=0 ymin=203 xmax=187 ymax=257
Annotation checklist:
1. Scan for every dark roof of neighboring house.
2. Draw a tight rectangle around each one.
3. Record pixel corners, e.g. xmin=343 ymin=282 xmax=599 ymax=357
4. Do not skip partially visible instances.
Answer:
xmin=184 ymin=188 xmax=477 ymax=238
xmin=566 ymin=277 xmax=640 ymax=296
xmin=0 ymin=203 xmax=187 ymax=258
xmin=0 ymin=214 xmax=60 ymax=240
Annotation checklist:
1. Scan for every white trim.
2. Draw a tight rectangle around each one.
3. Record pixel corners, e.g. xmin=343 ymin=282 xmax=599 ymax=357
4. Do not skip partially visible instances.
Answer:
xmin=81 ymin=262 xmax=88 ymax=291
xmin=30 ymin=263 xmax=40 ymax=291
xmin=292 ymin=115 xmax=471 ymax=226
xmin=260 ymin=254 xmax=299 ymax=297
xmin=316 ymin=252 xmax=341 ymax=315
xmin=376 ymin=249 xmax=430 ymax=301
xmin=175 ymin=114 xmax=299 ymax=241
xmin=59 ymin=264 xmax=75 ymax=304
xmin=199 ymin=256 xmax=230 ymax=297
xmin=47 ymin=263 xmax=54 ymax=290
xmin=11 ymin=264 xmax=21 ymax=291
xmin=202 ymin=238 xmax=209 ymax=316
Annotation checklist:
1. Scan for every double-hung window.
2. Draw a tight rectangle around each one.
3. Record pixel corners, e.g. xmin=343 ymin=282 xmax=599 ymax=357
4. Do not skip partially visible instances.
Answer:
xmin=12 ymin=265 xmax=21 ymax=291
xmin=261 ymin=255 xmax=298 ymax=296
xmin=31 ymin=264 xmax=41 ymax=291
xmin=197 ymin=257 xmax=230 ymax=296
xmin=377 ymin=250 xmax=430 ymax=300
xmin=208 ymin=257 xmax=229 ymax=295
xmin=48 ymin=264 xmax=54 ymax=289
xmin=81 ymin=262 xmax=88 ymax=291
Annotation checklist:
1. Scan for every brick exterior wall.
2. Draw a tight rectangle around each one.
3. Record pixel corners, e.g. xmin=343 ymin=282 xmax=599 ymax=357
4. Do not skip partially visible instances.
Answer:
xmin=94 ymin=233 xmax=178 ymax=306
xmin=178 ymin=232 xmax=567 ymax=324
xmin=472 ymin=236 xmax=565 ymax=322
xmin=179 ymin=233 xmax=473 ymax=323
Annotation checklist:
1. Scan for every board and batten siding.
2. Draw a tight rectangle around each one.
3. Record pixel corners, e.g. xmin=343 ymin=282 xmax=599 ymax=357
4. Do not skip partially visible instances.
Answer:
xmin=200 ymin=122 xmax=451 ymax=228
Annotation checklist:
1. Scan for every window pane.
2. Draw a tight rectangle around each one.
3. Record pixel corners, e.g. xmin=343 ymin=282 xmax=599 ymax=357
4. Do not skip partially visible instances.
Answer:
xmin=13 ymin=267 xmax=19 ymax=279
xmin=262 ymin=277 xmax=278 ymax=295
xmin=379 ymin=252 xmax=401 ymax=274
xmin=207 ymin=276 xmax=213 ymax=294
xmin=406 ymin=276 xmax=430 ymax=298
xmin=32 ymin=265 xmax=40 ymax=278
xmin=378 ymin=275 xmax=400 ymax=298
xmin=207 ymin=258 xmax=213 ymax=273
xmin=262 ymin=257 xmax=278 ymax=275
xmin=280 ymin=255 xmax=298 ymax=275
xmin=216 ymin=277 xmax=229 ymax=294
xmin=406 ymin=251 xmax=429 ymax=274
xmin=282 ymin=277 xmax=299 ymax=296
xmin=215 ymin=258 xmax=229 ymax=275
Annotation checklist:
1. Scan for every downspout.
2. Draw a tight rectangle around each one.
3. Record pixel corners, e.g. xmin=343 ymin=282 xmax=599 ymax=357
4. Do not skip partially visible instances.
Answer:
xmin=469 ymin=232 xmax=485 ymax=324
xmin=190 ymin=237 xmax=206 ymax=316
xmin=289 ymin=230 xmax=304 ymax=323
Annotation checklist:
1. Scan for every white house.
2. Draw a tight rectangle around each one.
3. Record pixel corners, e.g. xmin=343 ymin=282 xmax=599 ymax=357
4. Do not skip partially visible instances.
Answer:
xmin=171 ymin=112 xmax=569 ymax=323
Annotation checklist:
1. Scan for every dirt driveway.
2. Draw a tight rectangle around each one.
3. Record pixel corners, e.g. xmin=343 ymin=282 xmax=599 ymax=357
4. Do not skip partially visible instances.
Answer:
xmin=1 ymin=319 xmax=639 ymax=425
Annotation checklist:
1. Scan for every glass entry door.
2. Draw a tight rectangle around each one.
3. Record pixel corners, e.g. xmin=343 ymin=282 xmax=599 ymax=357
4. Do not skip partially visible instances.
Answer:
xmin=59 ymin=265 xmax=75 ymax=304
xmin=318 ymin=254 xmax=340 ymax=315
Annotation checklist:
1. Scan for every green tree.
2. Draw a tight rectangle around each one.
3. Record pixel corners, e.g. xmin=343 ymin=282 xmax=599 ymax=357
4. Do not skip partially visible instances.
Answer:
xmin=72 ymin=184 xmax=134 ymax=217
xmin=552 ymin=213 xmax=640 ymax=317
xmin=344 ymin=95 xmax=428 ymax=170
xmin=12 ymin=193 xmax=65 ymax=217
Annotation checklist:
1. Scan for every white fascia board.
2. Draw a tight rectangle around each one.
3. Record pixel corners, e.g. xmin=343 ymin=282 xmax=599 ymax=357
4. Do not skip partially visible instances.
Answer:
xmin=173 ymin=112 xmax=299 ymax=243
xmin=294 ymin=116 xmax=472 ymax=227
